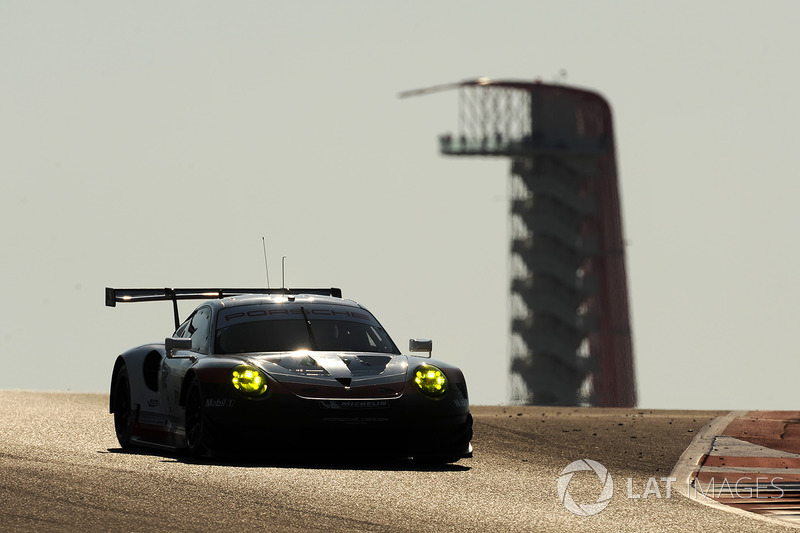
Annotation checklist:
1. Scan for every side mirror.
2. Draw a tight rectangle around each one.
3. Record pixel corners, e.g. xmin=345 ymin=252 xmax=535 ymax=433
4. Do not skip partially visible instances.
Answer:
xmin=409 ymin=338 xmax=432 ymax=357
xmin=165 ymin=337 xmax=193 ymax=358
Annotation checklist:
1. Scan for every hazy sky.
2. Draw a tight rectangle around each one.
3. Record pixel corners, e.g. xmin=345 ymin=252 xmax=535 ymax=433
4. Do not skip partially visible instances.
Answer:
xmin=2 ymin=1 xmax=799 ymax=408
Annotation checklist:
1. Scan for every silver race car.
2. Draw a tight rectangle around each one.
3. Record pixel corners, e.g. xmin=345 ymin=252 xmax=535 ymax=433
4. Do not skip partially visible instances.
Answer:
xmin=107 ymin=287 xmax=473 ymax=463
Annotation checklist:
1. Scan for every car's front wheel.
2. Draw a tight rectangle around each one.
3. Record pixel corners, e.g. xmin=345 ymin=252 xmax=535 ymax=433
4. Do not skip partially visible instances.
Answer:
xmin=113 ymin=365 xmax=133 ymax=449
xmin=184 ymin=378 xmax=209 ymax=458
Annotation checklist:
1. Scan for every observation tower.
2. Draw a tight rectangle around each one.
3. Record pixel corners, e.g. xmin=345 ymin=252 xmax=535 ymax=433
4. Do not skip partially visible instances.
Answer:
xmin=402 ymin=79 xmax=636 ymax=407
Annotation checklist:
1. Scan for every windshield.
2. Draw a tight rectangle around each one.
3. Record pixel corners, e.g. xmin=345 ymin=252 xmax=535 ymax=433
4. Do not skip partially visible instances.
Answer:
xmin=214 ymin=304 xmax=400 ymax=355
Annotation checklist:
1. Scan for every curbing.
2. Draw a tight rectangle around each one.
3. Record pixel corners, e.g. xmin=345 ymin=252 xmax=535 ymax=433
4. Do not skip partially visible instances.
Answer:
xmin=670 ymin=410 xmax=800 ymax=530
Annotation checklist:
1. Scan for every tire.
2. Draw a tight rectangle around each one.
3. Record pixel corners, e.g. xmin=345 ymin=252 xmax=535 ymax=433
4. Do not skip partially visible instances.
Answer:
xmin=413 ymin=414 xmax=473 ymax=466
xmin=184 ymin=378 xmax=208 ymax=458
xmin=113 ymin=365 xmax=133 ymax=449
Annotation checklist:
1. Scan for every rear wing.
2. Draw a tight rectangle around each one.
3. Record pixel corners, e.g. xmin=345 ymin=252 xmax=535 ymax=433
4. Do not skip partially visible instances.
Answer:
xmin=105 ymin=287 xmax=343 ymax=329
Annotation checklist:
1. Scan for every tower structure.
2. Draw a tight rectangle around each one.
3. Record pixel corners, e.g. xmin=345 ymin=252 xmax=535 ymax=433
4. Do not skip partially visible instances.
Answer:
xmin=403 ymin=79 xmax=636 ymax=407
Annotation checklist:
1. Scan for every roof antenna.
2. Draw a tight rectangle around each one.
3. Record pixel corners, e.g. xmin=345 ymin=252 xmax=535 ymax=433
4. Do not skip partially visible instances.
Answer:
xmin=281 ymin=256 xmax=287 ymax=289
xmin=262 ymin=237 xmax=270 ymax=288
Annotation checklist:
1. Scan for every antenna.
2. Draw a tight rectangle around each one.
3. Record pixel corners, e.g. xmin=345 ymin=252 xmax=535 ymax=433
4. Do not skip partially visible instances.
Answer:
xmin=262 ymin=237 xmax=270 ymax=288
xmin=281 ymin=256 xmax=287 ymax=289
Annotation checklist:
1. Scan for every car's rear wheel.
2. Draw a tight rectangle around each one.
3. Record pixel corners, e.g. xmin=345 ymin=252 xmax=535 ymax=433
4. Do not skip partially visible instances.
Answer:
xmin=113 ymin=365 xmax=133 ymax=449
xmin=184 ymin=378 xmax=208 ymax=457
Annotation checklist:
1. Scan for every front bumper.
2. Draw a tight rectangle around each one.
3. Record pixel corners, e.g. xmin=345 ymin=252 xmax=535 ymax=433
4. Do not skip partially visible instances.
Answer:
xmin=198 ymin=383 xmax=472 ymax=458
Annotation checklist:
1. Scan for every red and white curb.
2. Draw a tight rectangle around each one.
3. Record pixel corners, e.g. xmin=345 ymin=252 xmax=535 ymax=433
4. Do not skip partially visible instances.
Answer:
xmin=672 ymin=411 xmax=800 ymax=528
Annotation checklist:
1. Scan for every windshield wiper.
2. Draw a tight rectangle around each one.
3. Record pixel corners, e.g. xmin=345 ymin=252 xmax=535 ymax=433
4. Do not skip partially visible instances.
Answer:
xmin=299 ymin=306 xmax=319 ymax=350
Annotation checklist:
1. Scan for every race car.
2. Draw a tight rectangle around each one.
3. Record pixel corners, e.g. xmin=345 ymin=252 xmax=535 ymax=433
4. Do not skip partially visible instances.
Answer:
xmin=106 ymin=287 xmax=472 ymax=463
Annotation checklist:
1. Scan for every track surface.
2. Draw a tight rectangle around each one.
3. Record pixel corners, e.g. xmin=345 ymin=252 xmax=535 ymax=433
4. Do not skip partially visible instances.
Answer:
xmin=0 ymin=391 xmax=794 ymax=532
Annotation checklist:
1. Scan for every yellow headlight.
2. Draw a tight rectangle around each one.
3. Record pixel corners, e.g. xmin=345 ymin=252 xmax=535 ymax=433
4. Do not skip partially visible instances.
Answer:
xmin=414 ymin=364 xmax=448 ymax=397
xmin=231 ymin=364 xmax=268 ymax=396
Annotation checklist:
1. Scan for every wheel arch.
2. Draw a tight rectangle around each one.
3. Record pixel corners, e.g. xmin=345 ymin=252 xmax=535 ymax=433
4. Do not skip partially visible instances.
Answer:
xmin=109 ymin=344 xmax=166 ymax=413
xmin=179 ymin=368 xmax=198 ymax=408
xmin=109 ymin=356 xmax=127 ymax=413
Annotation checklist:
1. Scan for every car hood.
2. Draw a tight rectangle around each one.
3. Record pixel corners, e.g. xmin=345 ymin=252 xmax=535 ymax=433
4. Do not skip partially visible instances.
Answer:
xmin=244 ymin=351 xmax=408 ymax=399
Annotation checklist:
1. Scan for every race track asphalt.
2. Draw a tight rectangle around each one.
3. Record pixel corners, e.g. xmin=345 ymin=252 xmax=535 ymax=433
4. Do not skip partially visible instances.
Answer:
xmin=0 ymin=391 xmax=794 ymax=532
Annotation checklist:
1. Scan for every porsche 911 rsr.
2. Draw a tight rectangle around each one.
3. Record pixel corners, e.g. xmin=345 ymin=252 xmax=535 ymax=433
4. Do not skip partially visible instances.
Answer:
xmin=106 ymin=287 xmax=472 ymax=463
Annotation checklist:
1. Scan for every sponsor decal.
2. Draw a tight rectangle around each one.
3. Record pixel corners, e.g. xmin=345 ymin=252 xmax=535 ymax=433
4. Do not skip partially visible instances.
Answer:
xmin=322 ymin=416 xmax=389 ymax=425
xmin=222 ymin=306 xmax=373 ymax=323
xmin=205 ymin=398 xmax=236 ymax=408
xmin=319 ymin=400 xmax=389 ymax=410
